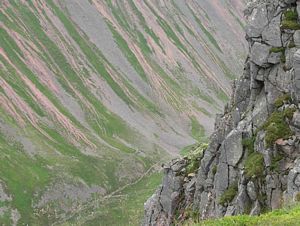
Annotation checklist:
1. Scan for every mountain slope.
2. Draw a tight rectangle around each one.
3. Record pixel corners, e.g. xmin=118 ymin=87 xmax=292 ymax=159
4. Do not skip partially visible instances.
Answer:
xmin=0 ymin=0 xmax=245 ymax=224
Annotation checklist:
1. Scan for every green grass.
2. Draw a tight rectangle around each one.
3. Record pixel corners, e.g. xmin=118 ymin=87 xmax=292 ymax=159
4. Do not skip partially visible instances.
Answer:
xmin=244 ymin=152 xmax=264 ymax=178
xmin=242 ymin=136 xmax=256 ymax=154
xmin=0 ymin=132 xmax=50 ymax=224
xmin=274 ymin=94 xmax=291 ymax=108
xmin=262 ymin=110 xmax=294 ymax=148
xmin=192 ymin=204 xmax=300 ymax=226
xmin=219 ymin=182 xmax=238 ymax=206
xmin=270 ymin=47 xmax=285 ymax=53
xmin=281 ymin=10 xmax=300 ymax=30
xmin=190 ymin=116 xmax=206 ymax=142
xmin=68 ymin=172 xmax=163 ymax=226
xmin=184 ymin=143 xmax=207 ymax=174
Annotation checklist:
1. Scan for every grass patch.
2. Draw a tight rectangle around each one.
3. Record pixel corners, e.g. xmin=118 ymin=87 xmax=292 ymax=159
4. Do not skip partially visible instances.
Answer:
xmin=193 ymin=204 xmax=300 ymax=226
xmin=270 ymin=47 xmax=285 ymax=53
xmin=262 ymin=111 xmax=294 ymax=148
xmin=70 ymin=172 xmax=163 ymax=226
xmin=244 ymin=152 xmax=264 ymax=178
xmin=242 ymin=136 xmax=256 ymax=154
xmin=281 ymin=10 xmax=300 ymax=30
xmin=270 ymin=152 xmax=285 ymax=172
xmin=182 ymin=143 xmax=207 ymax=175
xmin=190 ymin=116 xmax=206 ymax=142
xmin=274 ymin=94 xmax=291 ymax=108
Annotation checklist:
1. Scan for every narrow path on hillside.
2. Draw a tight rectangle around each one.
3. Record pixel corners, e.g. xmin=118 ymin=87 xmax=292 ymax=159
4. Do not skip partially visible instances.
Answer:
xmin=53 ymin=161 xmax=164 ymax=225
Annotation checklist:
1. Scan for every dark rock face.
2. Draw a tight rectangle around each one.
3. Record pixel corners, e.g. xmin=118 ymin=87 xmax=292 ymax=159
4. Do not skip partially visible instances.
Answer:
xmin=143 ymin=0 xmax=300 ymax=225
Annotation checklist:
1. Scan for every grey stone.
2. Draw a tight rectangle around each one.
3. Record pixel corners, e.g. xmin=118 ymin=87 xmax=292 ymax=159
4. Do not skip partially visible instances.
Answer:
xmin=246 ymin=4 xmax=269 ymax=38
xmin=285 ymin=48 xmax=297 ymax=71
xmin=262 ymin=14 xmax=282 ymax=47
xmin=247 ymin=181 xmax=257 ymax=201
xmin=250 ymin=42 xmax=271 ymax=67
xmin=294 ymin=31 xmax=300 ymax=47
xmin=223 ymin=130 xmax=244 ymax=166
xmin=250 ymin=200 xmax=261 ymax=216
xmin=292 ymin=111 xmax=300 ymax=129
xmin=268 ymin=52 xmax=282 ymax=64
xmin=225 ymin=206 xmax=236 ymax=216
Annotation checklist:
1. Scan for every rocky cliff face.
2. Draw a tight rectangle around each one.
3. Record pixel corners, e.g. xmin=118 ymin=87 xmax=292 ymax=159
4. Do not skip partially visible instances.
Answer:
xmin=144 ymin=0 xmax=300 ymax=225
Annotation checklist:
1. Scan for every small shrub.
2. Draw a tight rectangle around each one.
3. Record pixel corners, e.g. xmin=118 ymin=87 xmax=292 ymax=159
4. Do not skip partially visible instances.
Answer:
xmin=219 ymin=182 xmax=238 ymax=206
xmin=274 ymin=94 xmax=291 ymax=108
xmin=245 ymin=152 xmax=265 ymax=178
xmin=263 ymin=111 xmax=294 ymax=148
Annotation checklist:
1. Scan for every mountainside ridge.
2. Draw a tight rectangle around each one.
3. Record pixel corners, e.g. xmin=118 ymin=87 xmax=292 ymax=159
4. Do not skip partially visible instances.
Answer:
xmin=143 ymin=0 xmax=300 ymax=225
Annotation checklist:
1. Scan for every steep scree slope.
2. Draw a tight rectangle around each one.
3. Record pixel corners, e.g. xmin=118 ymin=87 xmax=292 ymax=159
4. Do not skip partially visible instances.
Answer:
xmin=144 ymin=0 xmax=300 ymax=225
xmin=0 ymin=0 xmax=245 ymax=224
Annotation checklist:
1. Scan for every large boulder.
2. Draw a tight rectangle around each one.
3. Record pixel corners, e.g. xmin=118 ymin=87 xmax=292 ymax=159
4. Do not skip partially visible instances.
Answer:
xmin=246 ymin=4 xmax=269 ymax=38
xmin=262 ymin=15 xmax=282 ymax=47
xmin=250 ymin=42 xmax=271 ymax=67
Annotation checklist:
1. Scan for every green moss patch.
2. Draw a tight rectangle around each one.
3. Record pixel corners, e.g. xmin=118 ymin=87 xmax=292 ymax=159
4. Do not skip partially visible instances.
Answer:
xmin=245 ymin=152 xmax=265 ymax=178
xmin=281 ymin=10 xmax=300 ymax=30
xmin=219 ymin=182 xmax=238 ymax=206
xmin=274 ymin=94 xmax=291 ymax=108
xmin=263 ymin=110 xmax=294 ymax=148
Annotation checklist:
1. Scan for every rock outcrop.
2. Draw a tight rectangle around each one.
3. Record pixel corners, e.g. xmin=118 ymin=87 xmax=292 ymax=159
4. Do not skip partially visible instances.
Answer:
xmin=143 ymin=0 xmax=300 ymax=225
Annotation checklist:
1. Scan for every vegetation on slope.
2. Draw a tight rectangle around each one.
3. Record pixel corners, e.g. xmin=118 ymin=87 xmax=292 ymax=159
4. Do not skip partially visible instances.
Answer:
xmin=191 ymin=204 xmax=300 ymax=226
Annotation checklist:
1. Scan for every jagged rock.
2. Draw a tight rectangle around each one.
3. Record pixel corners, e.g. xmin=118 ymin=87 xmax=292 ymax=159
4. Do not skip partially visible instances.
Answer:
xmin=268 ymin=52 xmax=282 ymax=64
xmin=236 ymin=183 xmax=251 ymax=214
xmin=294 ymin=31 xmax=300 ymax=48
xmin=285 ymin=48 xmax=297 ymax=71
xmin=292 ymin=111 xmax=300 ymax=130
xmin=262 ymin=14 xmax=282 ymax=47
xmin=250 ymin=200 xmax=261 ymax=216
xmin=251 ymin=42 xmax=271 ymax=67
xmin=247 ymin=181 xmax=257 ymax=201
xmin=246 ymin=4 xmax=269 ymax=38
xmin=287 ymin=159 xmax=300 ymax=201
